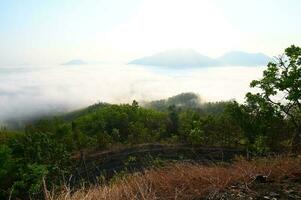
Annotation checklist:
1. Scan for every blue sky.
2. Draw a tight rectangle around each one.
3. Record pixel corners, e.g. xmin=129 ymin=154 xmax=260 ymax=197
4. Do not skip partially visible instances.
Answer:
xmin=0 ymin=0 xmax=300 ymax=65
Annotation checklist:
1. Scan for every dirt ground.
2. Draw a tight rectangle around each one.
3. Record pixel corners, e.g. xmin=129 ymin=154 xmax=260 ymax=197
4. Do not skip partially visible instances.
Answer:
xmin=210 ymin=176 xmax=301 ymax=200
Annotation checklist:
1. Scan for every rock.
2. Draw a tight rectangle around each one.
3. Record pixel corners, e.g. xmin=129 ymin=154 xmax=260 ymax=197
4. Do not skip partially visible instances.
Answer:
xmin=254 ymin=175 xmax=268 ymax=183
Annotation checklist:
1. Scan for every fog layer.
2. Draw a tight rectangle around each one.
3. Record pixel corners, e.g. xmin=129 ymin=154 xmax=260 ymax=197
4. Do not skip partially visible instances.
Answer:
xmin=0 ymin=64 xmax=264 ymax=124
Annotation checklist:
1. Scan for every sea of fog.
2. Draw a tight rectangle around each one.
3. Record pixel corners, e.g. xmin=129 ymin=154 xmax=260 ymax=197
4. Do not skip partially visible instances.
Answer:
xmin=0 ymin=64 xmax=265 ymax=124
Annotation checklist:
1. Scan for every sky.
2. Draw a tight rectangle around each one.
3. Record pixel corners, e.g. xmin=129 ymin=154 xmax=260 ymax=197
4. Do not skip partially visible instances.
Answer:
xmin=0 ymin=0 xmax=301 ymax=65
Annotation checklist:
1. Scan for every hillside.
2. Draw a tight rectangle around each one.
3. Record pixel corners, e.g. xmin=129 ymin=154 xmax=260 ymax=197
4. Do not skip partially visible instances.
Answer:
xmin=61 ymin=102 xmax=109 ymax=121
xmin=56 ymin=156 xmax=301 ymax=200
xmin=1 ymin=43 xmax=300 ymax=199
xmin=0 ymin=91 xmax=298 ymax=199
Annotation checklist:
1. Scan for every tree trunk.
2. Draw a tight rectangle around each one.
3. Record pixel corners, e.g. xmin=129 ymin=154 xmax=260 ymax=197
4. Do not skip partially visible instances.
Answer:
xmin=292 ymin=125 xmax=301 ymax=153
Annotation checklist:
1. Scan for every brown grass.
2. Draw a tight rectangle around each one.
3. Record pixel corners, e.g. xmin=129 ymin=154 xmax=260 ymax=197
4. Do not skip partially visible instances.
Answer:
xmin=54 ymin=156 xmax=301 ymax=200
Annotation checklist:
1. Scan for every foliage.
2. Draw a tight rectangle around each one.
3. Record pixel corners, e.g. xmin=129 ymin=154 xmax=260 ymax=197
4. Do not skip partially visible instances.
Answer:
xmin=246 ymin=45 xmax=301 ymax=151
xmin=12 ymin=164 xmax=48 ymax=198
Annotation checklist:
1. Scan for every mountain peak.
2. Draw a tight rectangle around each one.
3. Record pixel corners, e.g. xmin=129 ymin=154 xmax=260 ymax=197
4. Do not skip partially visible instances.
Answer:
xmin=129 ymin=49 xmax=218 ymax=68
xmin=218 ymin=51 xmax=271 ymax=66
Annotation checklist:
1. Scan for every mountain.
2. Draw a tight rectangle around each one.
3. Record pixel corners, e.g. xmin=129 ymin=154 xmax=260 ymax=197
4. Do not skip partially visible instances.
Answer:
xmin=62 ymin=59 xmax=87 ymax=65
xmin=142 ymin=92 xmax=230 ymax=115
xmin=143 ymin=92 xmax=203 ymax=110
xmin=218 ymin=51 xmax=271 ymax=66
xmin=129 ymin=49 xmax=219 ymax=68
xmin=129 ymin=49 xmax=271 ymax=67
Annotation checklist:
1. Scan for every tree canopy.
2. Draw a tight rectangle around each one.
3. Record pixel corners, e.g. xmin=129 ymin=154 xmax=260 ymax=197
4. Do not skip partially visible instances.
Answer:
xmin=246 ymin=45 xmax=301 ymax=151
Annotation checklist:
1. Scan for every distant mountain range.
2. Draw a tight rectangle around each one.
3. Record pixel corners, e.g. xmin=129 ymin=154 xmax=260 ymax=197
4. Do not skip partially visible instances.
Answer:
xmin=62 ymin=59 xmax=87 ymax=65
xmin=217 ymin=51 xmax=272 ymax=66
xmin=129 ymin=49 xmax=271 ymax=67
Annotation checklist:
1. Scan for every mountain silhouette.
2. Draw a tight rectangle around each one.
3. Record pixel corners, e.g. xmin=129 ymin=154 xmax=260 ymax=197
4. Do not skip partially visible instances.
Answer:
xmin=129 ymin=49 xmax=271 ymax=67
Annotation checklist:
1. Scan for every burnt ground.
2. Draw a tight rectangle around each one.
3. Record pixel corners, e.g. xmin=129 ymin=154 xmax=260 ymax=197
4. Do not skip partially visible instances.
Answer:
xmin=69 ymin=144 xmax=301 ymax=200
xmin=70 ymin=144 xmax=245 ymax=186
xmin=208 ymin=177 xmax=301 ymax=200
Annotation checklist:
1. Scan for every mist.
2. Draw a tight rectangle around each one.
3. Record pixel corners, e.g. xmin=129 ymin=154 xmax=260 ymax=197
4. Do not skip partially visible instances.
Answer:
xmin=0 ymin=64 xmax=264 ymax=125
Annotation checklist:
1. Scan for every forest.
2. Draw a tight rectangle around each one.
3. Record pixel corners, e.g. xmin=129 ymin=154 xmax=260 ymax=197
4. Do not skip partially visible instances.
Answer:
xmin=0 ymin=45 xmax=300 ymax=199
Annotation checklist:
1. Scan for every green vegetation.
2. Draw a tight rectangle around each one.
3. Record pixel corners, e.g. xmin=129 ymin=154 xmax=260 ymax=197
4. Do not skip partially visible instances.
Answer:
xmin=0 ymin=45 xmax=300 ymax=199
xmin=246 ymin=45 xmax=301 ymax=151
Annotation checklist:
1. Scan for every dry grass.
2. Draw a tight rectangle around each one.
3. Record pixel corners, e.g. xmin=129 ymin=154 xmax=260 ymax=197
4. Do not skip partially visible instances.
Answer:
xmin=54 ymin=156 xmax=301 ymax=200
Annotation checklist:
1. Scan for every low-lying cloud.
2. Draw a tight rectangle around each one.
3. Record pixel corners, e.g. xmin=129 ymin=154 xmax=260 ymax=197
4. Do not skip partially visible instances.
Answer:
xmin=0 ymin=64 xmax=264 ymax=124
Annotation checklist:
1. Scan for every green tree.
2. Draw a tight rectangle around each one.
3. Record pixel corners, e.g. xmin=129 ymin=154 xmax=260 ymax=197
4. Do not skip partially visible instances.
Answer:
xmin=131 ymin=100 xmax=139 ymax=109
xmin=97 ymin=131 xmax=112 ymax=149
xmin=12 ymin=164 xmax=48 ymax=199
xmin=246 ymin=45 xmax=301 ymax=152
xmin=0 ymin=145 xmax=15 ymax=198
xmin=167 ymin=105 xmax=179 ymax=136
